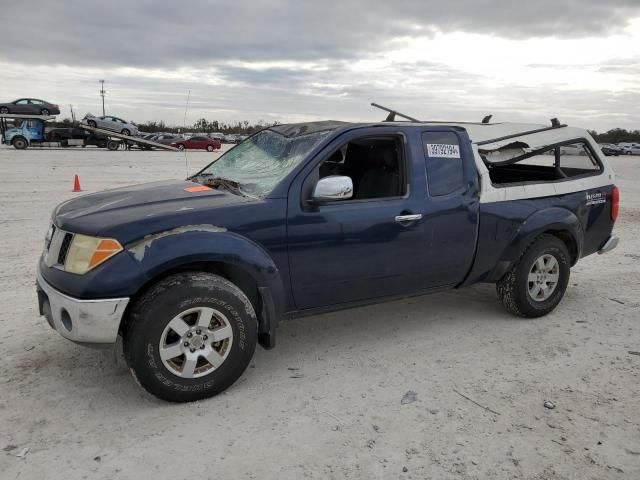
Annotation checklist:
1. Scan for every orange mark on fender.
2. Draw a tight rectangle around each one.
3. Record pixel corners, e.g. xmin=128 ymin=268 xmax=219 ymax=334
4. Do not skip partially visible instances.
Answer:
xmin=184 ymin=185 xmax=212 ymax=192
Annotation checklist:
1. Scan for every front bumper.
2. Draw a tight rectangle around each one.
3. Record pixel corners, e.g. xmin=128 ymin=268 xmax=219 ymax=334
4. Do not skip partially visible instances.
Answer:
xmin=36 ymin=269 xmax=129 ymax=344
xmin=598 ymin=235 xmax=619 ymax=255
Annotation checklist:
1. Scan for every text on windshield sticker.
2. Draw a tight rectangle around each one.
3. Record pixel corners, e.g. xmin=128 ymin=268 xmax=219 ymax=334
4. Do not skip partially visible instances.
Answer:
xmin=426 ymin=143 xmax=461 ymax=159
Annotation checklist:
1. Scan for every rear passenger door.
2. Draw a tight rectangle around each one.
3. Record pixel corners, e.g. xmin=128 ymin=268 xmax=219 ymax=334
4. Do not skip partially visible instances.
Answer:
xmin=418 ymin=129 xmax=480 ymax=288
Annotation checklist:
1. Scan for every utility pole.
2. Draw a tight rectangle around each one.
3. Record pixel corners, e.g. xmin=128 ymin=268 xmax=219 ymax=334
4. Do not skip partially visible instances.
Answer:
xmin=99 ymin=80 xmax=106 ymax=116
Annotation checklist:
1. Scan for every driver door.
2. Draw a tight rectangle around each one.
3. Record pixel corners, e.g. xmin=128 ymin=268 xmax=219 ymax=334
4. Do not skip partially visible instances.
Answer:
xmin=286 ymin=128 xmax=424 ymax=309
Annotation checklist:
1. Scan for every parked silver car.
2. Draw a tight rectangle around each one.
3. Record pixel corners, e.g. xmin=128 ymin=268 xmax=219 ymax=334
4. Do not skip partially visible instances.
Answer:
xmin=222 ymin=133 xmax=239 ymax=143
xmin=618 ymin=143 xmax=640 ymax=155
xmin=82 ymin=114 xmax=139 ymax=136
xmin=208 ymin=132 xmax=225 ymax=141
xmin=151 ymin=133 xmax=183 ymax=145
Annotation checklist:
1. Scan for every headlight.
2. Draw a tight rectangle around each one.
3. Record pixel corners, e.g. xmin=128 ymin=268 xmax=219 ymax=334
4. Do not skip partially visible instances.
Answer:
xmin=65 ymin=234 xmax=123 ymax=274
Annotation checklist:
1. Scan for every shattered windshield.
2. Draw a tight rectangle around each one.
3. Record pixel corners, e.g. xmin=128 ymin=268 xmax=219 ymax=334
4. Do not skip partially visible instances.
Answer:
xmin=197 ymin=129 xmax=331 ymax=197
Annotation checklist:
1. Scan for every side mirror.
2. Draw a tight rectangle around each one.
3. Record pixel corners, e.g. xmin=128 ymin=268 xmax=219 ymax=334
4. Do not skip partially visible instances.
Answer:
xmin=312 ymin=176 xmax=353 ymax=202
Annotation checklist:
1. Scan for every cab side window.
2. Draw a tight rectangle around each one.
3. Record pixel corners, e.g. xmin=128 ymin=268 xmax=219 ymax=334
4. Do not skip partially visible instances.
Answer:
xmin=422 ymin=132 xmax=464 ymax=196
xmin=316 ymin=136 xmax=405 ymax=200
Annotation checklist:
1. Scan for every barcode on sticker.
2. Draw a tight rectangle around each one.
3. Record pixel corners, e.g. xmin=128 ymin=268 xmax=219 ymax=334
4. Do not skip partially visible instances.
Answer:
xmin=426 ymin=143 xmax=460 ymax=159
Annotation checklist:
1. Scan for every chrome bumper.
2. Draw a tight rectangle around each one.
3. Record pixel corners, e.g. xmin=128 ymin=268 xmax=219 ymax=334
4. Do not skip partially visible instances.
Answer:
xmin=598 ymin=235 xmax=619 ymax=255
xmin=36 ymin=270 xmax=129 ymax=344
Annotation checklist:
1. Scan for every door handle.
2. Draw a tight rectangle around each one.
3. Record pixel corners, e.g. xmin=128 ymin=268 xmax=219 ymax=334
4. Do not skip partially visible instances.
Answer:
xmin=395 ymin=213 xmax=422 ymax=222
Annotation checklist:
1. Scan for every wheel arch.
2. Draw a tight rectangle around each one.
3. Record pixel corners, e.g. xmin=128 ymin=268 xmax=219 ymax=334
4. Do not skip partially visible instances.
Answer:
xmin=12 ymin=136 xmax=29 ymax=148
xmin=486 ymin=207 xmax=583 ymax=282
xmin=119 ymin=230 xmax=285 ymax=349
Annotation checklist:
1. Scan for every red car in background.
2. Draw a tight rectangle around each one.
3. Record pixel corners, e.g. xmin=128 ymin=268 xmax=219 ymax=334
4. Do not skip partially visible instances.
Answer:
xmin=172 ymin=135 xmax=221 ymax=151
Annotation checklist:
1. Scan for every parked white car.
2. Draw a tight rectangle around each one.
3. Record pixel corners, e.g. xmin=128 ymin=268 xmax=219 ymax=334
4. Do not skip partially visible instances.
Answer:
xmin=82 ymin=114 xmax=139 ymax=136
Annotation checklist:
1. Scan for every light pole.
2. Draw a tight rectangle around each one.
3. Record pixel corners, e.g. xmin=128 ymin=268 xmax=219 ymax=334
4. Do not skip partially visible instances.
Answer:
xmin=99 ymin=80 xmax=106 ymax=116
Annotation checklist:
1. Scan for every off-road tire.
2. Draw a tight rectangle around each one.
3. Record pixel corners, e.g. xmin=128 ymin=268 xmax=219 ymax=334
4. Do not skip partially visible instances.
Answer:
xmin=496 ymin=234 xmax=570 ymax=318
xmin=123 ymin=272 xmax=257 ymax=402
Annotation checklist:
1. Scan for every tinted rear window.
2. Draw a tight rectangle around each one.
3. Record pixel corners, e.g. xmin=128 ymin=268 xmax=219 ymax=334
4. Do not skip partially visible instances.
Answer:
xmin=422 ymin=131 xmax=464 ymax=196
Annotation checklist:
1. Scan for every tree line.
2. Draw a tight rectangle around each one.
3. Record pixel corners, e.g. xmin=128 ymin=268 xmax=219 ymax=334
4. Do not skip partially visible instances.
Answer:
xmin=588 ymin=128 xmax=640 ymax=144
xmin=134 ymin=118 xmax=280 ymax=134
xmin=54 ymin=117 xmax=279 ymax=134
xmin=133 ymin=123 xmax=640 ymax=141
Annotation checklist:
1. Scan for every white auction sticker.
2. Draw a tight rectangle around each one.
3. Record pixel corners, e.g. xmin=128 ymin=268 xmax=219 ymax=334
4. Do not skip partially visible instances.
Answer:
xmin=426 ymin=143 xmax=460 ymax=159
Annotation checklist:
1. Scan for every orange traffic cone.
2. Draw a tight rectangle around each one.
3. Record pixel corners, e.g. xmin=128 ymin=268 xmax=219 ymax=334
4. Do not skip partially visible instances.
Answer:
xmin=72 ymin=174 xmax=82 ymax=192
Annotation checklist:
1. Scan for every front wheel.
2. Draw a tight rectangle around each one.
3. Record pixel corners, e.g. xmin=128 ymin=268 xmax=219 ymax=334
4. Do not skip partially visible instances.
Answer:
xmin=40 ymin=109 xmax=50 ymax=116
xmin=87 ymin=120 xmax=97 ymax=128
xmin=206 ymin=145 xmax=214 ymax=152
xmin=177 ymin=144 xmax=186 ymax=151
xmin=12 ymin=137 xmax=28 ymax=149
xmin=123 ymin=272 xmax=257 ymax=402
xmin=497 ymin=234 xmax=570 ymax=318
xmin=121 ymin=129 xmax=130 ymax=136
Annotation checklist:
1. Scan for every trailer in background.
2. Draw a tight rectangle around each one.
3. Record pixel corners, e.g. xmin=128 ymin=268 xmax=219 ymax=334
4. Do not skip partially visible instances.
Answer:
xmin=77 ymin=123 xmax=179 ymax=151
xmin=1 ymin=114 xmax=178 ymax=151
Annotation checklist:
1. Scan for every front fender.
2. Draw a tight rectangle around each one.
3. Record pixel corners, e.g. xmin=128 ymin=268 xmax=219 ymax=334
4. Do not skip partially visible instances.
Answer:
xmin=126 ymin=227 xmax=286 ymax=337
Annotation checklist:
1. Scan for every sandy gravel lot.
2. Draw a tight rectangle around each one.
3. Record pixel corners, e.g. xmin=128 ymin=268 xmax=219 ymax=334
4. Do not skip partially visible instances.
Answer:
xmin=0 ymin=146 xmax=638 ymax=479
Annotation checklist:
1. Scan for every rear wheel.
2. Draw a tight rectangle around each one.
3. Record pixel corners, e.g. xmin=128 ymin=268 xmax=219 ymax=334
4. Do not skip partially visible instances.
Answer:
xmin=497 ymin=234 xmax=570 ymax=318
xmin=0 ymin=107 xmax=9 ymax=114
xmin=12 ymin=137 xmax=28 ymax=150
xmin=40 ymin=108 xmax=50 ymax=116
xmin=87 ymin=120 xmax=97 ymax=128
xmin=106 ymin=140 xmax=120 ymax=151
xmin=123 ymin=272 xmax=257 ymax=402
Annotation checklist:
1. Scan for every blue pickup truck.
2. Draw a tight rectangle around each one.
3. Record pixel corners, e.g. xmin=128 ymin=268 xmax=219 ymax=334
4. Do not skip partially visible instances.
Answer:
xmin=37 ymin=119 xmax=619 ymax=402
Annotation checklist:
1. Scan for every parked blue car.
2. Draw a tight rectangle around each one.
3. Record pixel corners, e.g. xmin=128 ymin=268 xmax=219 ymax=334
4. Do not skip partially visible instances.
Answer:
xmin=36 ymin=119 xmax=619 ymax=401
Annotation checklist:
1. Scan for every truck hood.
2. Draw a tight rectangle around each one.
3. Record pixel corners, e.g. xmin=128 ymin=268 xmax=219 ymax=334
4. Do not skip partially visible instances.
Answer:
xmin=54 ymin=180 xmax=252 ymax=241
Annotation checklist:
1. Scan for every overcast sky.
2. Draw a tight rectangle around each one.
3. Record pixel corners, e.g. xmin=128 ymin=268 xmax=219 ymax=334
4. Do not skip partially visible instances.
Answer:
xmin=1 ymin=0 xmax=639 ymax=131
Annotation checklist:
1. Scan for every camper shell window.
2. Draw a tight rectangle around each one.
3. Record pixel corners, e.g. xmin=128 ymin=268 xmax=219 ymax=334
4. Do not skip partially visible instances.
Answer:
xmin=482 ymin=138 xmax=603 ymax=186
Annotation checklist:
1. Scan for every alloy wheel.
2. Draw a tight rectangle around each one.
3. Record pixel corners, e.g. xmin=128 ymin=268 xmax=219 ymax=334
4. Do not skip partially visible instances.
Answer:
xmin=527 ymin=254 xmax=560 ymax=301
xmin=159 ymin=307 xmax=233 ymax=379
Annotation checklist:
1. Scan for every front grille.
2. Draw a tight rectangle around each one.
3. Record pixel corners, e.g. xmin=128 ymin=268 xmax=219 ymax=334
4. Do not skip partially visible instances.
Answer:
xmin=57 ymin=233 xmax=74 ymax=265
